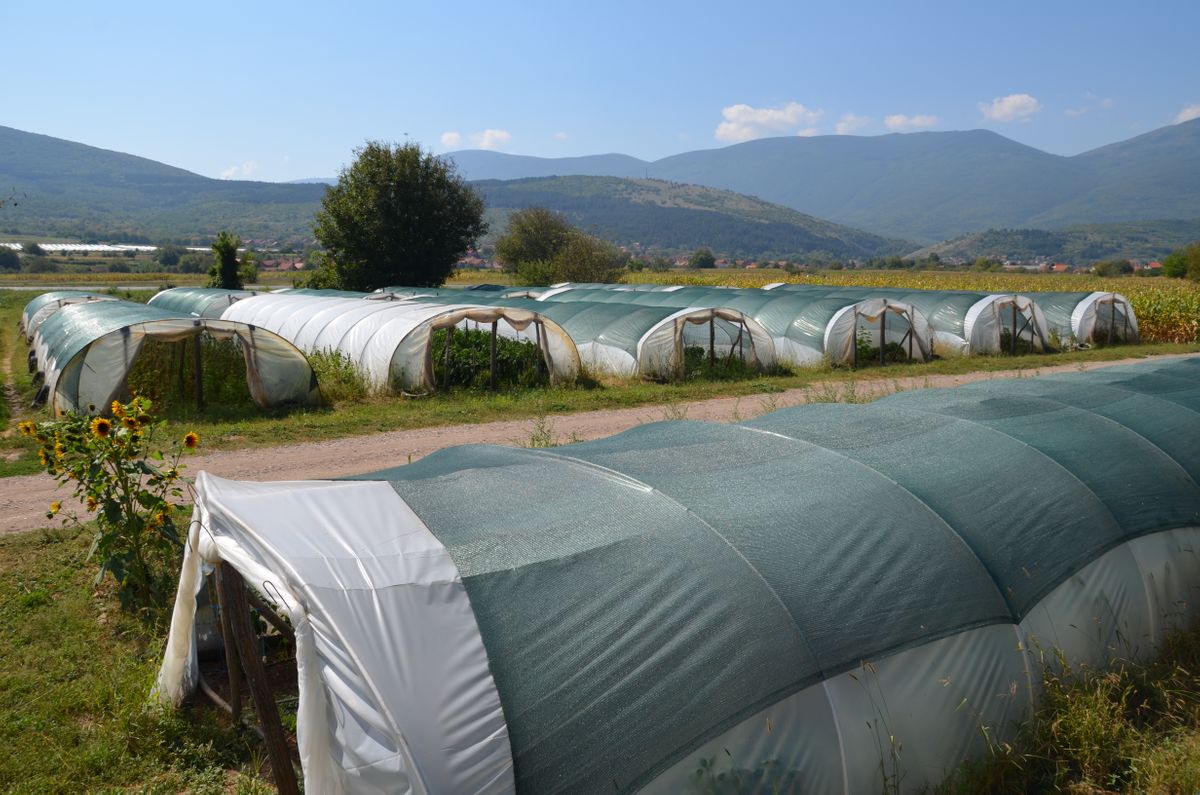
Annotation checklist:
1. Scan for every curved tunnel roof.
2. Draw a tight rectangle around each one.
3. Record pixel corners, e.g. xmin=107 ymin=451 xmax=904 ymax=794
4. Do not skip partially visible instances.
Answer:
xmin=32 ymin=299 xmax=319 ymax=415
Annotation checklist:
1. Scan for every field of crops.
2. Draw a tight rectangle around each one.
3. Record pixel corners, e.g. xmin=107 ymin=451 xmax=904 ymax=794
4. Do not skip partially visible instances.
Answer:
xmin=625 ymin=269 xmax=1200 ymax=344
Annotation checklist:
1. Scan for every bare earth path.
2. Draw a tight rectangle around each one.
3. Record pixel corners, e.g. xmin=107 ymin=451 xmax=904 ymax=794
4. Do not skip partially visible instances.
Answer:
xmin=2 ymin=354 xmax=1195 ymax=536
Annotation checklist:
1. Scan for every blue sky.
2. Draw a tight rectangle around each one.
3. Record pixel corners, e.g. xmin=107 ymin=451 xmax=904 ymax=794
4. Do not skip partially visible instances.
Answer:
xmin=4 ymin=0 xmax=1198 ymax=182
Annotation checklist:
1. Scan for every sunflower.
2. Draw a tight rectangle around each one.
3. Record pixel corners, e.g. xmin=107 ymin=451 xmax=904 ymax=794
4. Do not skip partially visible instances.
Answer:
xmin=86 ymin=496 xmax=98 ymax=512
xmin=122 ymin=416 xmax=139 ymax=431
xmin=17 ymin=420 xmax=35 ymax=437
xmin=37 ymin=449 xmax=49 ymax=466
xmin=183 ymin=432 xmax=200 ymax=449
xmin=91 ymin=417 xmax=113 ymax=438
xmin=110 ymin=401 xmax=125 ymax=418
xmin=49 ymin=501 xmax=61 ymax=516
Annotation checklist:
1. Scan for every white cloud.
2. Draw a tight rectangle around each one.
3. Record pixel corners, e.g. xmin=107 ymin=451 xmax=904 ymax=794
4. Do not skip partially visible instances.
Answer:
xmin=797 ymin=127 xmax=820 ymax=137
xmin=884 ymin=114 xmax=938 ymax=131
xmin=471 ymin=129 xmax=512 ymax=150
xmin=1065 ymin=97 xmax=1114 ymax=117
xmin=835 ymin=113 xmax=871 ymax=135
xmin=714 ymin=102 xmax=823 ymax=143
xmin=978 ymin=93 xmax=1041 ymax=122
xmin=1175 ymin=104 xmax=1200 ymax=124
xmin=218 ymin=161 xmax=259 ymax=180
xmin=554 ymin=131 xmax=569 ymax=140
xmin=440 ymin=131 xmax=462 ymax=148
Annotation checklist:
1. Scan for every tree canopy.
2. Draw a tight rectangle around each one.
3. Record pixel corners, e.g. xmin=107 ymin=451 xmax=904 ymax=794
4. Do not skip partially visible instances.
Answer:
xmin=209 ymin=231 xmax=243 ymax=289
xmin=1162 ymin=242 xmax=1200 ymax=280
xmin=494 ymin=206 xmax=628 ymax=286
xmin=311 ymin=141 xmax=487 ymax=290
xmin=688 ymin=247 xmax=716 ymax=269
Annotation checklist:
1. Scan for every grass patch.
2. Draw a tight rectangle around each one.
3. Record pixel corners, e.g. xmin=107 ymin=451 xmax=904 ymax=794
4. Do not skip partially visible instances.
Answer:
xmin=0 ymin=525 xmax=272 ymax=793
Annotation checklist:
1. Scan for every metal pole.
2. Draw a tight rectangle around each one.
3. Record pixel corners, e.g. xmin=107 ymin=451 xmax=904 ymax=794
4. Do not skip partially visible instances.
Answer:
xmin=907 ymin=310 xmax=913 ymax=361
xmin=490 ymin=320 xmax=498 ymax=390
xmin=852 ymin=311 xmax=858 ymax=369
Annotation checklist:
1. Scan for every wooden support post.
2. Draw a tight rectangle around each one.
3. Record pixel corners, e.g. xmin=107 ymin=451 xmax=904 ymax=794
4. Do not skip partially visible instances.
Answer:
xmin=708 ymin=318 xmax=716 ymax=367
xmin=907 ymin=311 xmax=914 ymax=361
xmin=443 ymin=326 xmax=453 ymax=390
xmin=216 ymin=565 xmax=300 ymax=795
xmin=245 ymin=587 xmax=297 ymax=644
xmin=215 ymin=566 xmax=242 ymax=722
xmin=879 ymin=309 xmax=886 ymax=366
xmin=489 ymin=320 xmax=498 ymax=390
xmin=192 ymin=328 xmax=205 ymax=411
xmin=1011 ymin=301 xmax=1018 ymax=355
xmin=852 ymin=312 xmax=858 ymax=369
xmin=1108 ymin=298 xmax=1116 ymax=345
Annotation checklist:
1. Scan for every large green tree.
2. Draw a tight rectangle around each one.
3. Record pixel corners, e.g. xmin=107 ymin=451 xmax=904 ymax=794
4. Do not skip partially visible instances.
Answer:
xmin=209 ymin=231 xmax=243 ymax=289
xmin=312 ymin=141 xmax=487 ymax=290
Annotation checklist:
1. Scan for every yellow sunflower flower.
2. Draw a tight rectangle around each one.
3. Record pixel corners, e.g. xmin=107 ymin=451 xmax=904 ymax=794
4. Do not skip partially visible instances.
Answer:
xmin=183 ymin=432 xmax=200 ymax=449
xmin=111 ymin=401 xmax=125 ymax=418
xmin=91 ymin=417 xmax=113 ymax=438
xmin=122 ymin=416 xmax=139 ymax=431
xmin=49 ymin=501 xmax=61 ymax=516
xmin=86 ymin=496 xmax=98 ymax=512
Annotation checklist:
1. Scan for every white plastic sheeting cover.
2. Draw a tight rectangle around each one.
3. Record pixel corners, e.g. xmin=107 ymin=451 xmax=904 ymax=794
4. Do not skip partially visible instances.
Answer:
xmin=222 ymin=293 xmax=579 ymax=392
xmin=156 ymin=356 xmax=1200 ymax=793
xmin=823 ymin=298 xmax=933 ymax=364
xmin=31 ymin=301 xmax=319 ymax=416
xmin=961 ymin=293 xmax=1050 ymax=355
xmin=155 ymin=476 xmax=514 ymax=794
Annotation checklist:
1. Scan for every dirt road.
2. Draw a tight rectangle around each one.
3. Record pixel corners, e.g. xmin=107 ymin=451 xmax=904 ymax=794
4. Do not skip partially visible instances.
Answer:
xmin=2 ymin=354 xmax=1193 ymax=536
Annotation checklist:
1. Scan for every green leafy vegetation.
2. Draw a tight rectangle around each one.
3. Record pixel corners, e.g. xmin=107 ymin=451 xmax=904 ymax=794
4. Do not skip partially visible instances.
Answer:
xmin=939 ymin=626 xmax=1200 ymax=793
xmin=19 ymin=397 xmax=199 ymax=611
xmin=430 ymin=327 xmax=548 ymax=389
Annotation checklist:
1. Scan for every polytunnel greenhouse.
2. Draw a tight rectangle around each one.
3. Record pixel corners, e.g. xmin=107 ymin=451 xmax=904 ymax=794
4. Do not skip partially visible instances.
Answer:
xmin=20 ymin=290 xmax=118 ymax=339
xmin=761 ymin=282 xmax=1050 ymax=356
xmin=156 ymin=356 xmax=1200 ymax=793
xmin=395 ymin=292 xmax=777 ymax=378
xmin=1031 ymin=290 xmax=1138 ymax=345
xmin=28 ymin=298 xmax=320 ymax=416
xmin=220 ymin=293 xmax=580 ymax=392
xmin=148 ymin=287 xmax=255 ymax=318
xmin=535 ymin=284 xmax=932 ymax=366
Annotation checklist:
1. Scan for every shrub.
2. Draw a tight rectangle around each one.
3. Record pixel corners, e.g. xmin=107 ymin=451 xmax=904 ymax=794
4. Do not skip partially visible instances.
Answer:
xmin=20 ymin=397 xmax=199 ymax=612
xmin=309 ymin=349 xmax=370 ymax=404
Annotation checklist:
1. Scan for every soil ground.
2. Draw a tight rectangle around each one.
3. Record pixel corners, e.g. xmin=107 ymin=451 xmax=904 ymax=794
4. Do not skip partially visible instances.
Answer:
xmin=2 ymin=353 xmax=1195 ymax=536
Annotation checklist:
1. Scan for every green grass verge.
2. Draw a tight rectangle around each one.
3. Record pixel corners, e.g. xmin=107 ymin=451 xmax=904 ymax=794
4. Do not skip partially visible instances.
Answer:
xmin=0 ymin=525 xmax=273 ymax=793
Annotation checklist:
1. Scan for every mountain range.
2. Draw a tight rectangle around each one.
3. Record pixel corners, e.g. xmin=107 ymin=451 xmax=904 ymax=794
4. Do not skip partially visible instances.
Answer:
xmin=0 ymin=122 xmax=1197 ymax=260
xmin=447 ymin=121 xmax=1200 ymax=242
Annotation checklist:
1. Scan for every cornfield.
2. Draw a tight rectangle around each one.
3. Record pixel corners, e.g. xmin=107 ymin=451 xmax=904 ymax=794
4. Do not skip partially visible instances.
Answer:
xmin=627 ymin=270 xmax=1200 ymax=343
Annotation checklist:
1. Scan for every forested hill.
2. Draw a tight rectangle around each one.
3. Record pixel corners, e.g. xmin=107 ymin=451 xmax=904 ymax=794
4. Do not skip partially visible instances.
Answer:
xmin=473 ymin=176 xmax=914 ymax=260
xmin=0 ymin=125 xmax=325 ymax=243
xmin=909 ymin=219 xmax=1200 ymax=263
